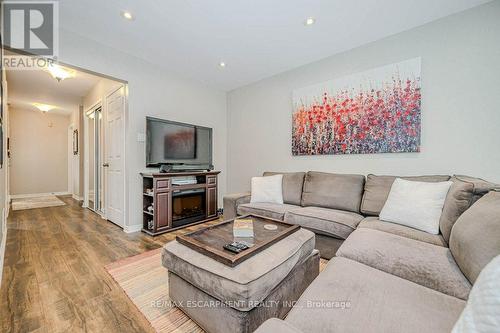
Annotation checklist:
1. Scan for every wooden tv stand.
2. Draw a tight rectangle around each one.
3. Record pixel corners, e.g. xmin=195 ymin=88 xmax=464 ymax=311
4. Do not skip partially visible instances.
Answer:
xmin=140 ymin=171 xmax=220 ymax=236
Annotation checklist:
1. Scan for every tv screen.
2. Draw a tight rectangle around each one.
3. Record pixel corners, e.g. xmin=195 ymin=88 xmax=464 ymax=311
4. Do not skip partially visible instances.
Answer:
xmin=163 ymin=126 xmax=196 ymax=159
xmin=146 ymin=117 xmax=212 ymax=167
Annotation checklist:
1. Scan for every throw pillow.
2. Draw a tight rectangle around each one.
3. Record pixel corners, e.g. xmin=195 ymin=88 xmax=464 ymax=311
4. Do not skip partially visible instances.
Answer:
xmin=379 ymin=178 xmax=453 ymax=234
xmin=250 ymin=175 xmax=284 ymax=204
xmin=439 ymin=177 xmax=474 ymax=244
xmin=452 ymin=255 xmax=500 ymax=333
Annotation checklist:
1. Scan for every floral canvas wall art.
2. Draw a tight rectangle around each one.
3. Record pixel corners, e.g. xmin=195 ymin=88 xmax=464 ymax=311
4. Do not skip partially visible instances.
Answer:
xmin=292 ymin=58 xmax=421 ymax=155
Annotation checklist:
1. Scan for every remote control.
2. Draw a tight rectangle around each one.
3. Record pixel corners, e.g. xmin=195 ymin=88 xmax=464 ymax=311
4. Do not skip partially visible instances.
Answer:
xmin=223 ymin=242 xmax=249 ymax=254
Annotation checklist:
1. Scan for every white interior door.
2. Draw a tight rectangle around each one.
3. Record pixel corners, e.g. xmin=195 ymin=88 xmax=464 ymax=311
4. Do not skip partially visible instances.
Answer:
xmin=105 ymin=87 xmax=125 ymax=227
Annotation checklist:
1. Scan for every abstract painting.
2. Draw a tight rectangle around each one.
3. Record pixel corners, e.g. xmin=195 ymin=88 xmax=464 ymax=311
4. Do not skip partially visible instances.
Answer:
xmin=292 ymin=58 xmax=421 ymax=155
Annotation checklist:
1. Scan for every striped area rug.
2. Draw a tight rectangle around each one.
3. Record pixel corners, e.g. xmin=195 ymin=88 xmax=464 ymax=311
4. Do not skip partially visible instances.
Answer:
xmin=106 ymin=247 xmax=329 ymax=333
xmin=105 ymin=248 xmax=203 ymax=333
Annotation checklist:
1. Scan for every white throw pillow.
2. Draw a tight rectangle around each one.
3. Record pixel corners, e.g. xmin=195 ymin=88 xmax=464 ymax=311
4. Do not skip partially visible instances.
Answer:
xmin=379 ymin=178 xmax=453 ymax=234
xmin=452 ymin=255 xmax=500 ymax=333
xmin=250 ymin=175 xmax=284 ymax=204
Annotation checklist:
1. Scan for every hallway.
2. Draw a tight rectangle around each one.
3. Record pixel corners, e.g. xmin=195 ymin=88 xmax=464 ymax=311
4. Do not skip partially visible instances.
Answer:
xmin=0 ymin=197 xmax=201 ymax=333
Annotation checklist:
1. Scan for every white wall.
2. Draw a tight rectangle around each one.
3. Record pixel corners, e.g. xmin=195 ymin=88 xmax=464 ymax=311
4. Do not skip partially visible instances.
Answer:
xmin=9 ymin=108 xmax=71 ymax=195
xmin=83 ymin=78 xmax=123 ymax=112
xmin=227 ymin=2 xmax=500 ymax=192
xmin=58 ymin=29 xmax=227 ymax=231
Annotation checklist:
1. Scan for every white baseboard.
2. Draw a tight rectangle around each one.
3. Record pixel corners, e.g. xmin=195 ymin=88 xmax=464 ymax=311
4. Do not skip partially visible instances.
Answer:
xmin=10 ymin=192 xmax=71 ymax=199
xmin=5 ymin=197 xmax=10 ymax=217
xmin=124 ymin=224 xmax=142 ymax=233
xmin=72 ymin=194 xmax=83 ymax=201
xmin=0 ymin=208 xmax=7 ymax=288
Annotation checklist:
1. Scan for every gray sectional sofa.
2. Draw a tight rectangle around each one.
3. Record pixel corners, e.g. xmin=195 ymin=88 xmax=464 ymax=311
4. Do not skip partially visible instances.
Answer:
xmin=223 ymin=171 xmax=500 ymax=332
xmin=224 ymin=172 xmax=496 ymax=259
xmin=224 ymin=171 xmax=366 ymax=258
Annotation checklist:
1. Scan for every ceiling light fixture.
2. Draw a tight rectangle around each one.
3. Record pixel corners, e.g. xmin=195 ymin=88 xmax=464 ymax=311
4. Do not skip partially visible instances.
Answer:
xmin=122 ymin=10 xmax=134 ymax=20
xmin=46 ymin=63 xmax=75 ymax=82
xmin=304 ymin=17 xmax=316 ymax=26
xmin=219 ymin=62 xmax=226 ymax=68
xmin=33 ymin=103 xmax=56 ymax=113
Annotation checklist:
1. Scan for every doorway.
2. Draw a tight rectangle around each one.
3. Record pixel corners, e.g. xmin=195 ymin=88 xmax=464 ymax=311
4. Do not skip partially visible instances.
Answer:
xmin=5 ymin=49 xmax=128 ymax=230
xmin=104 ymin=87 xmax=126 ymax=227
xmin=85 ymin=105 xmax=104 ymax=214
xmin=83 ymin=85 xmax=126 ymax=228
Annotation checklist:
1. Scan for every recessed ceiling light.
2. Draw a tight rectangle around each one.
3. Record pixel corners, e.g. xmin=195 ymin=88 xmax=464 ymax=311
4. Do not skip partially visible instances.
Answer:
xmin=304 ymin=17 xmax=316 ymax=26
xmin=219 ymin=62 xmax=226 ymax=68
xmin=122 ymin=11 xmax=134 ymax=20
xmin=33 ymin=103 xmax=56 ymax=113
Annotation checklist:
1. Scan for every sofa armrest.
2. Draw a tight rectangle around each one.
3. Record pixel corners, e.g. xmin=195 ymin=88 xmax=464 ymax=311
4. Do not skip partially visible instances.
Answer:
xmin=254 ymin=319 xmax=304 ymax=333
xmin=223 ymin=192 xmax=251 ymax=219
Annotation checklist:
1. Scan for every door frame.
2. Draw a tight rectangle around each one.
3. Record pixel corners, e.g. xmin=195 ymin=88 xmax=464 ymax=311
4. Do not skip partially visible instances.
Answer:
xmin=104 ymin=85 xmax=127 ymax=229
xmin=83 ymin=101 xmax=102 ymax=212
xmin=67 ymin=124 xmax=74 ymax=196
xmin=83 ymin=84 xmax=128 ymax=229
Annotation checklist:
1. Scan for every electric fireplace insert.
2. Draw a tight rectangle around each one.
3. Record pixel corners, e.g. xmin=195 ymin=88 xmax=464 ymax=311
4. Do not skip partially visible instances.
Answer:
xmin=172 ymin=188 xmax=206 ymax=228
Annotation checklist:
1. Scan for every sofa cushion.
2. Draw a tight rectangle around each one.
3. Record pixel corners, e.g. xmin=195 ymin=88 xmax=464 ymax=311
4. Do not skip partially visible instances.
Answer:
xmin=285 ymin=257 xmax=466 ymax=333
xmin=336 ymin=228 xmax=471 ymax=299
xmin=360 ymin=174 xmax=451 ymax=216
xmin=263 ymin=172 xmax=305 ymax=206
xmin=454 ymin=175 xmax=500 ymax=204
xmin=223 ymin=192 xmax=251 ymax=220
xmin=439 ymin=177 xmax=475 ymax=244
xmin=358 ymin=217 xmax=447 ymax=247
xmin=162 ymin=228 xmax=315 ymax=311
xmin=237 ymin=202 xmax=300 ymax=220
xmin=301 ymin=171 xmax=365 ymax=213
xmin=285 ymin=206 xmax=363 ymax=239
xmin=450 ymin=191 xmax=500 ymax=284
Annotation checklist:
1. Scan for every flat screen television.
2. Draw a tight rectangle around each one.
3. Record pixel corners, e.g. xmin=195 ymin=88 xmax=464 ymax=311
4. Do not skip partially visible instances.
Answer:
xmin=146 ymin=117 xmax=213 ymax=170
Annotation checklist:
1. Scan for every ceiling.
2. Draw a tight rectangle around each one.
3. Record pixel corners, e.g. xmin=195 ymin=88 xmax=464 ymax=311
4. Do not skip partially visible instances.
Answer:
xmin=7 ymin=67 xmax=101 ymax=115
xmin=59 ymin=0 xmax=491 ymax=91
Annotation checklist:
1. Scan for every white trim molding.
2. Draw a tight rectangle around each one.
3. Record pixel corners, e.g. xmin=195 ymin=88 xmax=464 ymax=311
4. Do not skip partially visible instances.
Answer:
xmin=5 ymin=195 xmax=10 ymax=220
xmin=72 ymin=194 xmax=83 ymax=201
xmin=10 ymin=192 xmax=71 ymax=199
xmin=68 ymin=124 xmax=74 ymax=196
xmin=124 ymin=224 xmax=142 ymax=233
xmin=83 ymin=100 xmax=102 ymax=210
xmin=0 ymin=208 xmax=7 ymax=287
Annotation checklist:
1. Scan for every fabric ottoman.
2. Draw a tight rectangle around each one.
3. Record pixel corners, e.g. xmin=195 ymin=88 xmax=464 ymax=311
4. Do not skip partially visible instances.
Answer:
xmin=162 ymin=228 xmax=319 ymax=333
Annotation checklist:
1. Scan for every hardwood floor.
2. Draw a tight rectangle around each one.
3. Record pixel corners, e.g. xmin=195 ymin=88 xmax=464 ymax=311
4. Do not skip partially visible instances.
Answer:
xmin=0 ymin=197 xmax=218 ymax=333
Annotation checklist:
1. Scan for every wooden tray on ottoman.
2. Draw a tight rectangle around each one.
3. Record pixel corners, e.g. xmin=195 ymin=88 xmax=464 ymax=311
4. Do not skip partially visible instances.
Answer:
xmin=176 ymin=215 xmax=300 ymax=267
